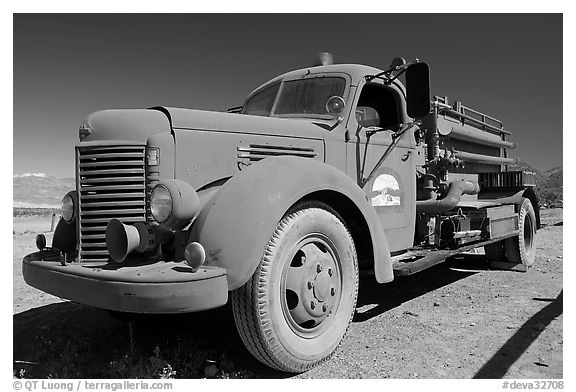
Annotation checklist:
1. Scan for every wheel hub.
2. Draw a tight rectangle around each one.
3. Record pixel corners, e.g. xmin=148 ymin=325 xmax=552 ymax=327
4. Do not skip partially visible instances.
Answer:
xmin=283 ymin=238 xmax=341 ymax=331
xmin=313 ymin=271 xmax=331 ymax=302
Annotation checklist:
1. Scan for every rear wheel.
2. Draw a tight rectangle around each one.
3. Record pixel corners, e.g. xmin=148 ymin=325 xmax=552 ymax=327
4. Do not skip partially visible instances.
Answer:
xmin=231 ymin=201 xmax=358 ymax=373
xmin=504 ymin=198 xmax=537 ymax=266
xmin=484 ymin=198 xmax=537 ymax=267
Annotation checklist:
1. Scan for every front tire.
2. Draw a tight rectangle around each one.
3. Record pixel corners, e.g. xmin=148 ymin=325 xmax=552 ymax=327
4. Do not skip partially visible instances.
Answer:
xmin=231 ymin=201 xmax=358 ymax=373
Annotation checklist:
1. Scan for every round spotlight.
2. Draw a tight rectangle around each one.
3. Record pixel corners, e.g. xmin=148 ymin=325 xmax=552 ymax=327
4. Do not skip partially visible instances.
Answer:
xmin=326 ymin=96 xmax=346 ymax=116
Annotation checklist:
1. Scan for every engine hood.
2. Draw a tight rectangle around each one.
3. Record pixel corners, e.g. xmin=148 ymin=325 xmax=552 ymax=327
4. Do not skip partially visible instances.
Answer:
xmin=160 ymin=107 xmax=325 ymax=140
xmin=79 ymin=109 xmax=172 ymax=145
xmin=79 ymin=106 xmax=326 ymax=145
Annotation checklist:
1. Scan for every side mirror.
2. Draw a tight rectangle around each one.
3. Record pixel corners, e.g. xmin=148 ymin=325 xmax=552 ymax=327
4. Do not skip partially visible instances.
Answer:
xmin=405 ymin=62 xmax=431 ymax=118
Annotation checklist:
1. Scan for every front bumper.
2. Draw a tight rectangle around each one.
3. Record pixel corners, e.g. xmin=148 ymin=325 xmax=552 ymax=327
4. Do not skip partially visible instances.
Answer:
xmin=22 ymin=251 xmax=228 ymax=313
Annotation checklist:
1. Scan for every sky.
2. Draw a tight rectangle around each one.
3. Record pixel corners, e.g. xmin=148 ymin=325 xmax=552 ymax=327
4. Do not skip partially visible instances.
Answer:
xmin=13 ymin=13 xmax=563 ymax=178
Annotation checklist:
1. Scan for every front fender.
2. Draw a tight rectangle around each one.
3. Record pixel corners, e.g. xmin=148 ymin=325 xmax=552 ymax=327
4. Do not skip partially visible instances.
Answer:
xmin=189 ymin=156 xmax=393 ymax=290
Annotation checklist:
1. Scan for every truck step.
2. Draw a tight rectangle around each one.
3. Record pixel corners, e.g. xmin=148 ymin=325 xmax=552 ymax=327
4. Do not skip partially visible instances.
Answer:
xmin=392 ymin=232 xmax=518 ymax=276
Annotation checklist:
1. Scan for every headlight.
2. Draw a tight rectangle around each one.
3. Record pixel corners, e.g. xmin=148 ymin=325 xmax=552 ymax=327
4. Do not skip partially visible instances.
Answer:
xmin=150 ymin=185 xmax=172 ymax=223
xmin=62 ymin=192 xmax=75 ymax=222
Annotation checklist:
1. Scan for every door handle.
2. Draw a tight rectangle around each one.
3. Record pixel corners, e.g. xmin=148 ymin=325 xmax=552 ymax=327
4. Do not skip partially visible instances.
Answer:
xmin=401 ymin=151 xmax=412 ymax=161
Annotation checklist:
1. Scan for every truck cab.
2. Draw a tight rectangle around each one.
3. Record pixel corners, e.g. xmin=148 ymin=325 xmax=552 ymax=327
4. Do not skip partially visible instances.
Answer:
xmin=240 ymin=62 xmax=418 ymax=253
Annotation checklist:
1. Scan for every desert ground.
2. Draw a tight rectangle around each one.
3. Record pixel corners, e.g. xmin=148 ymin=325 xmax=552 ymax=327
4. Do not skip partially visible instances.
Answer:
xmin=13 ymin=209 xmax=563 ymax=379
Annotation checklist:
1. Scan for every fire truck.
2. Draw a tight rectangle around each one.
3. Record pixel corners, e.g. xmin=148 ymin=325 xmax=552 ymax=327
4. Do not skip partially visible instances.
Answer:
xmin=23 ymin=53 xmax=539 ymax=373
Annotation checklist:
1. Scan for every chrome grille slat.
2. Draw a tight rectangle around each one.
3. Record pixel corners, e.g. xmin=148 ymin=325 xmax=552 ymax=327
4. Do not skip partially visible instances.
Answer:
xmin=81 ymin=234 xmax=106 ymax=240
xmin=80 ymin=160 xmax=144 ymax=168
xmin=81 ymin=192 xmax=146 ymax=199
xmin=81 ymin=208 xmax=147 ymax=216
xmin=80 ymin=168 xmax=145 ymax=176
xmin=77 ymin=145 xmax=147 ymax=262
xmin=80 ymin=227 xmax=107 ymax=232
xmin=81 ymin=243 xmax=108 ymax=248
xmin=80 ymin=184 xmax=144 ymax=191
xmin=81 ymin=176 xmax=145 ymax=184
xmin=80 ymin=200 xmax=145 ymax=208
xmin=80 ymin=216 xmax=144 ymax=224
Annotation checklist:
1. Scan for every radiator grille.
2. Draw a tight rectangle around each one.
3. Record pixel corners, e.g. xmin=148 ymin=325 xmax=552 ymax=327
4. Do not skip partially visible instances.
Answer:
xmin=77 ymin=145 xmax=147 ymax=262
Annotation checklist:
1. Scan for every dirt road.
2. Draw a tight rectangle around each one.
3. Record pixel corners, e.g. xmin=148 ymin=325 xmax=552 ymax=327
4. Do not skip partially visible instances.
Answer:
xmin=13 ymin=209 xmax=563 ymax=379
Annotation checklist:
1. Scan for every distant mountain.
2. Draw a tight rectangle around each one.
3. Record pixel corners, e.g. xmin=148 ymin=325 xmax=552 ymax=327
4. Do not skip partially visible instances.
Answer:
xmin=507 ymin=162 xmax=563 ymax=206
xmin=539 ymin=166 xmax=562 ymax=193
xmin=13 ymin=174 xmax=75 ymax=208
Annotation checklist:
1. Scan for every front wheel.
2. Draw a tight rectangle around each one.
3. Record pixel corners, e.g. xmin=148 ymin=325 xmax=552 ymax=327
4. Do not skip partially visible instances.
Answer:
xmin=231 ymin=201 xmax=358 ymax=373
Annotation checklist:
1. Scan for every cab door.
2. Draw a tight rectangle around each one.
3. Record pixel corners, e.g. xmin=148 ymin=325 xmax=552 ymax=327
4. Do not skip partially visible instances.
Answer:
xmin=345 ymin=81 xmax=416 ymax=252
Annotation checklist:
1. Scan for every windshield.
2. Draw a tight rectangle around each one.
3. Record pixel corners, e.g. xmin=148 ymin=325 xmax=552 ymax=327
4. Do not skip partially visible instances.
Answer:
xmin=243 ymin=76 xmax=347 ymax=119
xmin=275 ymin=77 xmax=346 ymax=118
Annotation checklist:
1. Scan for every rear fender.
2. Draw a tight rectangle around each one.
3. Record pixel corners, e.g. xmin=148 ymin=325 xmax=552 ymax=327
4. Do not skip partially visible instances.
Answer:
xmin=480 ymin=187 xmax=541 ymax=229
xmin=189 ymin=156 xmax=393 ymax=290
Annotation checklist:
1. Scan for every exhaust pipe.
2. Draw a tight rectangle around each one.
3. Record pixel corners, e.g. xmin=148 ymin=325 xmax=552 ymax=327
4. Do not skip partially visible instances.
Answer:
xmin=416 ymin=180 xmax=480 ymax=214
xmin=105 ymin=219 xmax=170 ymax=263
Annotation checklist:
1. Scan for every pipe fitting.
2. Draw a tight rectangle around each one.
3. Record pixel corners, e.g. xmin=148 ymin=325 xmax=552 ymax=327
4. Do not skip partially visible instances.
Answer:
xmin=416 ymin=180 xmax=480 ymax=214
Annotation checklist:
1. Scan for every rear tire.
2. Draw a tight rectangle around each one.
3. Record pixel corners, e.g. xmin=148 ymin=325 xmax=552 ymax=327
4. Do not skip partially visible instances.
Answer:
xmin=231 ymin=201 xmax=358 ymax=373
xmin=504 ymin=198 xmax=537 ymax=266
xmin=484 ymin=198 xmax=537 ymax=267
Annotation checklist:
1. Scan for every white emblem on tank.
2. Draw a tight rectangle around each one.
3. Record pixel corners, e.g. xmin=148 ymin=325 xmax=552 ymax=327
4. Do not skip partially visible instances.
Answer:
xmin=371 ymin=174 xmax=401 ymax=207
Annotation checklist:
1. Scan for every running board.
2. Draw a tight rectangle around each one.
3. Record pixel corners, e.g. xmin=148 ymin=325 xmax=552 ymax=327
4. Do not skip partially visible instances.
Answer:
xmin=392 ymin=232 xmax=519 ymax=276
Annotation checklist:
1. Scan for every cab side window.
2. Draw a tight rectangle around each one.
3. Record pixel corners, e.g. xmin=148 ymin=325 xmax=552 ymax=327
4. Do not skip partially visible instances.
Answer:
xmin=355 ymin=84 xmax=401 ymax=131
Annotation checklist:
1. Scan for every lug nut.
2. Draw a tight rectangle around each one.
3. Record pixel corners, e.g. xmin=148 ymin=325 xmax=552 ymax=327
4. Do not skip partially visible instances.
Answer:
xmin=322 ymin=304 xmax=328 ymax=312
xmin=307 ymin=281 xmax=313 ymax=290
xmin=330 ymin=287 xmax=336 ymax=296
xmin=301 ymin=255 xmax=306 ymax=264
xmin=328 ymin=267 xmax=333 ymax=277
xmin=310 ymin=301 xmax=316 ymax=309
xmin=317 ymin=264 xmax=322 ymax=273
